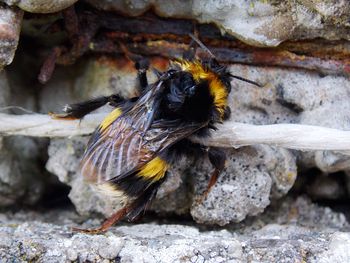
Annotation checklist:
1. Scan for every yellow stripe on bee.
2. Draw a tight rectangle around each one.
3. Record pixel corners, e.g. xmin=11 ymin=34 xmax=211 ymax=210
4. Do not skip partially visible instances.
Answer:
xmin=176 ymin=60 xmax=228 ymax=118
xmin=138 ymin=157 xmax=169 ymax=182
xmin=100 ymin=107 xmax=122 ymax=130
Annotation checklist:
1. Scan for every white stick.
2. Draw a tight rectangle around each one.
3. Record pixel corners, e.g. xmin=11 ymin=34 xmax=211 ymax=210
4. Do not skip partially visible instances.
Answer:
xmin=1 ymin=113 xmax=350 ymax=151
xmin=191 ymin=123 xmax=350 ymax=151
xmin=0 ymin=113 xmax=105 ymax=137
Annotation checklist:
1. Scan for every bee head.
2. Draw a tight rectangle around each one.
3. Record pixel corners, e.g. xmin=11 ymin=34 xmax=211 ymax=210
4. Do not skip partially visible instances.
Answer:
xmin=164 ymin=71 xmax=197 ymax=113
xmin=173 ymin=59 xmax=230 ymax=120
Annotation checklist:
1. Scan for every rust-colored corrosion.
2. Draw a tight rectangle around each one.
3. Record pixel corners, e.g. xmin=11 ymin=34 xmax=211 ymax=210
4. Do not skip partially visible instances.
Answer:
xmin=37 ymin=4 xmax=350 ymax=83
xmin=62 ymin=5 xmax=79 ymax=42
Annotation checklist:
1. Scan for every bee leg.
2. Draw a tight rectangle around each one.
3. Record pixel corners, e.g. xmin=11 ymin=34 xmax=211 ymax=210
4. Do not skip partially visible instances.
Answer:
xmin=50 ymin=95 xmax=123 ymax=120
xmin=135 ymin=58 xmax=150 ymax=93
xmin=72 ymin=205 xmax=130 ymax=234
xmin=127 ymin=177 xmax=165 ymax=222
xmin=119 ymin=42 xmax=149 ymax=92
xmin=72 ymin=179 xmax=163 ymax=234
xmin=199 ymin=147 xmax=226 ymax=202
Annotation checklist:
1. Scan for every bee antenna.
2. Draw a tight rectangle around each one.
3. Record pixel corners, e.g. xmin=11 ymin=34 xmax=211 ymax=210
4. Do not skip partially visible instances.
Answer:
xmin=228 ymin=73 xmax=262 ymax=87
xmin=189 ymin=33 xmax=215 ymax=59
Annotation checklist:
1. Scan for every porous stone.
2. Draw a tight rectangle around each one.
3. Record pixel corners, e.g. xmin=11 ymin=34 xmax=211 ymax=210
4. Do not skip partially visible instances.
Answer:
xmin=315 ymin=232 xmax=350 ymax=263
xmin=4 ymin=0 xmax=79 ymax=13
xmin=0 ymin=197 xmax=348 ymax=262
xmin=226 ymin=63 xmax=350 ymax=174
xmin=42 ymin=59 xmax=350 ymax=225
xmin=0 ymin=4 xmax=22 ymax=67
xmin=264 ymin=196 xmax=349 ymax=230
xmin=46 ymin=137 xmax=297 ymax=225
xmin=190 ymin=145 xmax=297 ymax=225
xmin=46 ymin=137 xmax=194 ymax=217
xmin=39 ymin=56 xmax=140 ymax=114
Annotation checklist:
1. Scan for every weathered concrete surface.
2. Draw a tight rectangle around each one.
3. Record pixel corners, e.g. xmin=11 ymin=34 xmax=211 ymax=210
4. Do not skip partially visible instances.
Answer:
xmin=226 ymin=63 xmax=350 ymax=174
xmin=0 ymin=197 xmax=348 ymax=262
xmin=43 ymin=58 xmax=350 ymax=225
xmin=190 ymin=146 xmax=296 ymax=225
xmin=46 ymin=137 xmax=297 ymax=225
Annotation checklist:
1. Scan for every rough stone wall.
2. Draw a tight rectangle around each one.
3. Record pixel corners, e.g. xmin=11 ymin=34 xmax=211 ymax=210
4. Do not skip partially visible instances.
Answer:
xmin=1 ymin=0 xmax=350 ymax=262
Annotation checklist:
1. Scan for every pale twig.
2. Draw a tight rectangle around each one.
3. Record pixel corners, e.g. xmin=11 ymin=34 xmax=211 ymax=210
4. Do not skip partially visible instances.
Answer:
xmin=0 ymin=113 xmax=105 ymax=138
xmin=1 ymin=113 xmax=350 ymax=152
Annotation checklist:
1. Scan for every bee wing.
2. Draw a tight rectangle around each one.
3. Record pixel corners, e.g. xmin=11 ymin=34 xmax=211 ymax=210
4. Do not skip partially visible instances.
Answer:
xmin=143 ymin=119 xmax=207 ymax=153
xmin=80 ymin=80 xmax=165 ymax=184
xmin=79 ymin=79 xmax=208 ymax=184
xmin=80 ymin=116 xmax=153 ymax=184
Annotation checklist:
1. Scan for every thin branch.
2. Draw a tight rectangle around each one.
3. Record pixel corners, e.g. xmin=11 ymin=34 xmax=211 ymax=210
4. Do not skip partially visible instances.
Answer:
xmin=0 ymin=113 xmax=105 ymax=138
xmin=1 ymin=113 xmax=350 ymax=152
xmin=191 ymin=123 xmax=350 ymax=151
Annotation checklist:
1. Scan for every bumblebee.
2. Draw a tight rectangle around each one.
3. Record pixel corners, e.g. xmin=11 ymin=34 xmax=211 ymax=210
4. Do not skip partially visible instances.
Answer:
xmin=52 ymin=38 xmax=260 ymax=233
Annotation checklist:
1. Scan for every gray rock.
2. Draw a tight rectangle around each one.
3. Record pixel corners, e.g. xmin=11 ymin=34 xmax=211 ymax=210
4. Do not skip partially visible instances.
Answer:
xmin=190 ymin=145 xmax=296 ymax=225
xmin=42 ymin=58 xmax=350 ymax=225
xmin=4 ymin=0 xmax=78 ymax=13
xmin=0 ymin=4 xmax=22 ymax=68
xmin=0 ymin=197 xmax=348 ymax=262
xmin=46 ymin=137 xmax=193 ymax=217
xmin=39 ymin=57 xmax=150 ymax=114
xmin=315 ymin=232 xmax=350 ymax=263
xmin=314 ymin=151 xmax=350 ymax=173
xmin=0 ymin=71 xmax=43 ymax=206
xmin=0 ymin=137 xmax=24 ymax=206
xmin=86 ymin=0 xmax=350 ymax=46
xmin=35 ymin=42 xmax=350 ymax=226
xmin=85 ymin=0 xmax=195 ymax=17
xmin=46 ymin=135 xmax=297 ymax=225
xmin=226 ymin=63 xmax=350 ymax=174
xmin=265 ymin=196 xmax=349 ymax=231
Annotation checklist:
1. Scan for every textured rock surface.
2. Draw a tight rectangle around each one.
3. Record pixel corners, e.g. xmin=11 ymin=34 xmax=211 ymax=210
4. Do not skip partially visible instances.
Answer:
xmin=2 ymin=1 xmax=350 ymax=261
xmin=46 ymin=137 xmax=193 ymax=217
xmin=226 ymin=63 xmax=350 ymax=173
xmin=86 ymin=0 xmax=350 ymax=46
xmin=0 ymin=71 xmax=43 ymax=206
xmin=0 ymin=197 xmax=348 ymax=262
xmin=42 ymin=56 xmax=350 ymax=225
xmin=39 ymin=56 xmax=154 ymax=114
xmin=46 ymin=136 xmax=297 ymax=225
xmin=0 ymin=4 xmax=22 ymax=67
xmin=190 ymin=146 xmax=296 ymax=225
xmin=3 ymin=0 xmax=78 ymax=13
